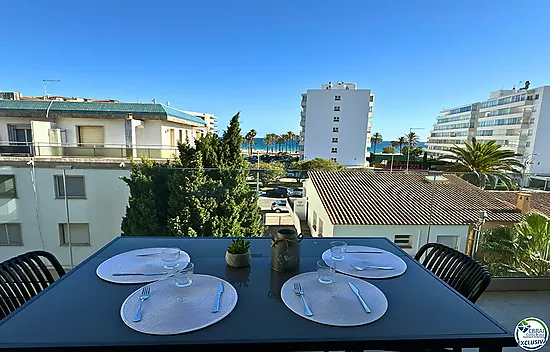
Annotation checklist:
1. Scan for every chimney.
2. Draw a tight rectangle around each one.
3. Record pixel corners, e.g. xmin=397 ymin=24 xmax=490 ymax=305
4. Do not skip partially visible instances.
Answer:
xmin=516 ymin=192 xmax=532 ymax=213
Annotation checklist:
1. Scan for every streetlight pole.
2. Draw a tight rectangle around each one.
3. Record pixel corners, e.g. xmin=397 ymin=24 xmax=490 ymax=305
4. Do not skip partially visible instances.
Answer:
xmin=521 ymin=153 xmax=539 ymax=188
xmin=56 ymin=165 xmax=74 ymax=269
xmin=256 ymin=150 xmax=260 ymax=193
xmin=406 ymin=127 xmax=425 ymax=173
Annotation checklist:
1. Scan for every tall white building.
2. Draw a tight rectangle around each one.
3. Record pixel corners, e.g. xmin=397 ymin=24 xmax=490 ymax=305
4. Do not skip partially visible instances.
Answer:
xmin=427 ymin=84 xmax=550 ymax=173
xmin=182 ymin=110 xmax=218 ymax=134
xmin=299 ymin=82 xmax=374 ymax=167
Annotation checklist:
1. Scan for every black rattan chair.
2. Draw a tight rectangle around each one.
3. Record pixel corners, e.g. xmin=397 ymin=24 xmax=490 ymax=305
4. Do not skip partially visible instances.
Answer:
xmin=414 ymin=243 xmax=491 ymax=303
xmin=0 ymin=250 xmax=65 ymax=320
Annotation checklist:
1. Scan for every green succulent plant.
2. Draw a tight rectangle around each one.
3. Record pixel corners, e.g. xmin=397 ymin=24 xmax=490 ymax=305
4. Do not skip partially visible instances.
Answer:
xmin=227 ymin=238 xmax=251 ymax=255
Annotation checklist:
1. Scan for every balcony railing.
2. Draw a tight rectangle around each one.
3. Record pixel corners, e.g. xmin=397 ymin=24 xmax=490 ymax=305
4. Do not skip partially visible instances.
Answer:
xmin=0 ymin=141 xmax=179 ymax=159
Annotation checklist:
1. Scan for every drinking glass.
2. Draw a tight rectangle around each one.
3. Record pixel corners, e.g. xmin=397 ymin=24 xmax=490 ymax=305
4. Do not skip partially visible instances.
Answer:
xmin=330 ymin=241 xmax=347 ymax=261
xmin=174 ymin=263 xmax=194 ymax=287
xmin=162 ymin=248 xmax=181 ymax=269
xmin=317 ymin=260 xmax=335 ymax=284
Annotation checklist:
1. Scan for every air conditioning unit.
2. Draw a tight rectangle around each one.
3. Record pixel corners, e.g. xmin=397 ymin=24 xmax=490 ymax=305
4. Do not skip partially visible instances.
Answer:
xmin=48 ymin=129 xmax=67 ymax=145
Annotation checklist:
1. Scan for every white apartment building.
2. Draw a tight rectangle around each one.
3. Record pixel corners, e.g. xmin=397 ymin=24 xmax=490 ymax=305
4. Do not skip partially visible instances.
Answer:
xmin=299 ymin=82 xmax=374 ymax=167
xmin=0 ymin=96 xmax=207 ymax=159
xmin=183 ymin=110 xmax=218 ymax=134
xmin=427 ymin=84 xmax=550 ymax=173
xmin=0 ymin=159 xmax=130 ymax=268
xmin=0 ymin=96 xmax=208 ymax=267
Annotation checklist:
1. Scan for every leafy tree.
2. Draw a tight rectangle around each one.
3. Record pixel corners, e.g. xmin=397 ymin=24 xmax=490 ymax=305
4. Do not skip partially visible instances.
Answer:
xmin=382 ymin=146 xmax=396 ymax=154
xmin=291 ymin=158 xmax=345 ymax=171
xmin=257 ymin=161 xmax=285 ymax=187
xmin=478 ymin=213 xmax=550 ymax=276
xmin=400 ymin=145 xmax=424 ymax=157
xmin=122 ymin=112 xmax=264 ymax=237
xmin=371 ymin=132 xmax=383 ymax=154
xmin=442 ymin=138 xmax=523 ymax=190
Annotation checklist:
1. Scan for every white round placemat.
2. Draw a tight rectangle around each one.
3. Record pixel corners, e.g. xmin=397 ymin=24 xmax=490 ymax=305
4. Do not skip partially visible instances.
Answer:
xmin=281 ymin=272 xmax=387 ymax=326
xmin=322 ymin=245 xmax=407 ymax=279
xmin=120 ymin=274 xmax=238 ymax=335
xmin=96 ymin=247 xmax=191 ymax=284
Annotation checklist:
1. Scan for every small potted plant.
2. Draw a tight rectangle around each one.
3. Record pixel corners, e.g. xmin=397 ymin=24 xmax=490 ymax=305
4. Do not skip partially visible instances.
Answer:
xmin=225 ymin=238 xmax=251 ymax=268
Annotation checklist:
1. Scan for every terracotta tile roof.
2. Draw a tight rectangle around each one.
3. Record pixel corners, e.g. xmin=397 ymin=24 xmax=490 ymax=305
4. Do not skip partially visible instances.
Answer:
xmin=308 ymin=171 xmax=522 ymax=226
xmin=489 ymin=191 xmax=550 ymax=217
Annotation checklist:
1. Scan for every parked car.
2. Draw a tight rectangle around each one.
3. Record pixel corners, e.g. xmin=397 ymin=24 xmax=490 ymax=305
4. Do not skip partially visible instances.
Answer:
xmin=271 ymin=199 xmax=288 ymax=213
xmin=267 ymin=186 xmax=292 ymax=198
xmin=291 ymin=187 xmax=304 ymax=197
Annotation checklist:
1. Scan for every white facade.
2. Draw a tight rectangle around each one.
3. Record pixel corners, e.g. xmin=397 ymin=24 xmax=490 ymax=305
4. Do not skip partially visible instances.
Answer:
xmin=0 ymin=161 xmax=130 ymax=267
xmin=303 ymin=179 xmax=469 ymax=255
xmin=300 ymin=82 xmax=374 ymax=167
xmin=427 ymin=85 xmax=550 ymax=173
xmin=183 ymin=110 xmax=218 ymax=134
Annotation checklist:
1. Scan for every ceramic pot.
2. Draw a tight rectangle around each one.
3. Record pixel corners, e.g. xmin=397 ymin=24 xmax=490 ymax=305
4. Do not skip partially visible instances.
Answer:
xmin=225 ymin=251 xmax=251 ymax=268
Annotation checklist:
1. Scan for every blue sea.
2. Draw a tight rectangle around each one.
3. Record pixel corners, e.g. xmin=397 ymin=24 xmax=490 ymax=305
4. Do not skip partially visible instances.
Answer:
xmin=242 ymin=138 xmax=426 ymax=153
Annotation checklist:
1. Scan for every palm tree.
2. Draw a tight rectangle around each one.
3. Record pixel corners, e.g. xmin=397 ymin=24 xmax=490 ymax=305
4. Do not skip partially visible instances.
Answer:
xmin=443 ymin=138 xmax=523 ymax=189
xmin=391 ymin=140 xmax=399 ymax=149
xmin=277 ymin=135 xmax=285 ymax=153
xmin=397 ymin=136 xmax=407 ymax=152
xmin=478 ymin=213 xmax=550 ymax=276
xmin=264 ymin=133 xmax=277 ymax=154
xmin=405 ymin=132 xmax=419 ymax=148
xmin=245 ymin=129 xmax=257 ymax=155
xmin=286 ymin=131 xmax=296 ymax=152
xmin=371 ymin=132 xmax=383 ymax=154
xmin=294 ymin=132 xmax=301 ymax=153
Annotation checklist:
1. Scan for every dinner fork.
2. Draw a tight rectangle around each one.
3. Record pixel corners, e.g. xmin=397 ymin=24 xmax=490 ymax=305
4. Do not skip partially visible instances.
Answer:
xmin=293 ymin=282 xmax=313 ymax=317
xmin=132 ymin=286 xmax=151 ymax=322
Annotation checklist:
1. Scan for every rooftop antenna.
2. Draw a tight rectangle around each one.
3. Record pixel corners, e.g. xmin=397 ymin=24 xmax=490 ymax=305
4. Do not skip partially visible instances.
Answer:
xmin=43 ymin=79 xmax=60 ymax=99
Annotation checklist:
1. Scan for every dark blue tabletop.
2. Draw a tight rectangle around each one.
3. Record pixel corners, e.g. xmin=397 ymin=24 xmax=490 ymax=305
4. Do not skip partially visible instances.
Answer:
xmin=0 ymin=237 xmax=516 ymax=351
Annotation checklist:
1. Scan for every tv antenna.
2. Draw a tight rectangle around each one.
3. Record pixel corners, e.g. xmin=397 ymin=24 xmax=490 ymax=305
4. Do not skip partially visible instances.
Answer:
xmin=43 ymin=79 xmax=60 ymax=98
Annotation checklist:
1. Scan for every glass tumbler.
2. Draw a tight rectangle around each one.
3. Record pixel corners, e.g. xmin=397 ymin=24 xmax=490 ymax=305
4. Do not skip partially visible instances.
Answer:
xmin=174 ymin=263 xmax=194 ymax=287
xmin=162 ymin=248 xmax=181 ymax=269
xmin=330 ymin=241 xmax=347 ymax=261
xmin=317 ymin=260 xmax=335 ymax=284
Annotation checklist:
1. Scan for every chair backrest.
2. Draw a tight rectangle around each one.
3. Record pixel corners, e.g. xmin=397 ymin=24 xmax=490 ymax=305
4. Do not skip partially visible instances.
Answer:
xmin=414 ymin=243 xmax=491 ymax=303
xmin=0 ymin=251 xmax=65 ymax=320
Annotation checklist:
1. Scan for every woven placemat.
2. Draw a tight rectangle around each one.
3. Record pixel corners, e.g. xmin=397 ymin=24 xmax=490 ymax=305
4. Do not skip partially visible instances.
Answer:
xmin=322 ymin=245 xmax=407 ymax=279
xmin=96 ymin=247 xmax=191 ymax=284
xmin=281 ymin=272 xmax=387 ymax=327
xmin=120 ymin=274 xmax=238 ymax=335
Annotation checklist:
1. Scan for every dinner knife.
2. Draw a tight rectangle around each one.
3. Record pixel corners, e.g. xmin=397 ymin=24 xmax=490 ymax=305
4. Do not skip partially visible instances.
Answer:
xmin=212 ymin=282 xmax=224 ymax=313
xmin=348 ymin=282 xmax=371 ymax=313
xmin=346 ymin=250 xmax=383 ymax=254
xmin=136 ymin=252 xmax=162 ymax=257
xmin=112 ymin=272 xmax=167 ymax=276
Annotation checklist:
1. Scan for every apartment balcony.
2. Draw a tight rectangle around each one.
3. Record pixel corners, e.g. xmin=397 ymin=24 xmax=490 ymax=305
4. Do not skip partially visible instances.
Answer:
xmin=301 ymin=110 xmax=306 ymax=118
xmin=0 ymin=142 xmax=179 ymax=159
xmin=300 ymin=117 xmax=306 ymax=127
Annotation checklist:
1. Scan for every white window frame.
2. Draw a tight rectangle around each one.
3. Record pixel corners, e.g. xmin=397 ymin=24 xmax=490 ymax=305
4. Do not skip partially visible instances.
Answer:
xmin=334 ymin=95 xmax=341 ymax=101
xmin=54 ymin=175 xmax=86 ymax=199
xmin=334 ymin=106 xmax=340 ymax=112
xmin=436 ymin=235 xmax=460 ymax=250
xmin=333 ymin=116 xmax=340 ymax=122
xmin=59 ymin=223 xmax=91 ymax=246
xmin=331 ymin=147 xmax=338 ymax=153
xmin=332 ymin=137 xmax=338 ymax=143
xmin=394 ymin=234 xmax=412 ymax=249
xmin=0 ymin=223 xmax=23 ymax=246
xmin=330 ymin=157 xmax=337 ymax=162
xmin=0 ymin=175 xmax=17 ymax=199
xmin=332 ymin=127 xmax=339 ymax=133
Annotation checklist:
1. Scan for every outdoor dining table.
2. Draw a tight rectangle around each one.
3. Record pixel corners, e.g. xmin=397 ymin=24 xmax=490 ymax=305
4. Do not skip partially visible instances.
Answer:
xmin=0 ymin=237 xmax=516 ymax=351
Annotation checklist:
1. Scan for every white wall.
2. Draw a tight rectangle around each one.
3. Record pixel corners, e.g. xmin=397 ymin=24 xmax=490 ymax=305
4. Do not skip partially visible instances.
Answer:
xmin=531 ymin=86 xmax=550 ymax=173
xmin=304 ymin=179 xmax=334 ymax=237
xmin=303 ymin=87 xmax=371 ymax=166
xmin=55 ymin=118 xmax=126 ymax=145
xmin=332 ymin=224 xmax=469 ymax=255
xmin=0 ymin=165 xmax=130 ymax=267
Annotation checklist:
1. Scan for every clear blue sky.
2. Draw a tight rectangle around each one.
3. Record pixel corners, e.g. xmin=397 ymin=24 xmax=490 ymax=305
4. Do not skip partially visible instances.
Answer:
xmin=2 ymin=0 xmax=550 ymax=141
